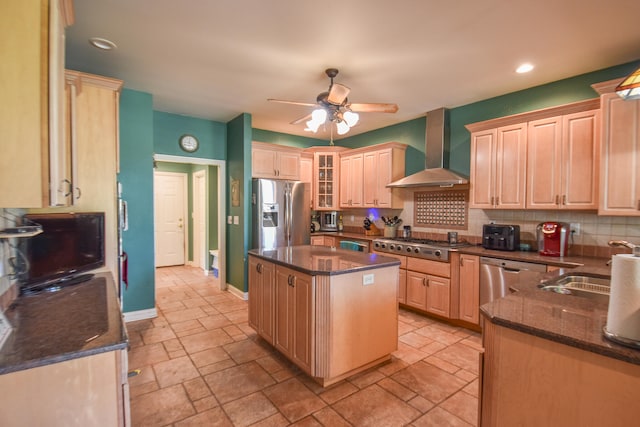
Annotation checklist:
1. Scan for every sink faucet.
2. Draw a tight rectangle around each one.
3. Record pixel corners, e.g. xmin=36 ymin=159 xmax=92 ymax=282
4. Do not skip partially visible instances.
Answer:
xmin=607 ymin=240 xmax=640 ymax=264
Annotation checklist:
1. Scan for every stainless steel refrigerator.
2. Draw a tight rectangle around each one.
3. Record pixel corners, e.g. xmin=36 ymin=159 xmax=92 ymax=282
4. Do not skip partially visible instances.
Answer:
xmin=252 ymin=178 xmax=310 ymax=249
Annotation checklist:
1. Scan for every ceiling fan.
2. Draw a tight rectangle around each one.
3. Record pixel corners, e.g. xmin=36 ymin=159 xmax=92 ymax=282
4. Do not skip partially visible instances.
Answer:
xmin=268 ymin=68 xmax=398 ymax=139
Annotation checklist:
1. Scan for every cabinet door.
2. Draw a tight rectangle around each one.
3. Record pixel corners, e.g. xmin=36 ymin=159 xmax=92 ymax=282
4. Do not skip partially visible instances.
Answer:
xmin=340 ymin=154 xmax=363 ymax=208
xmin=459 ymin=254 xmax=480 ymax=325
xmin=277 ymin=151 xmax=301 ymax=180
xmin=252 ymin=147 xmax=278 ymax=178
xmin=561 ymin=110 xmax=599 ymax=209
xmin=363 ymin=151 xmax=378 ymax=207
xmin=314 ymin=153 xmax=339 ymax=210
xmin=406 ymin=271 xmax=428 ymax=311
xmin=248 ymin=257 xmax=275 ymax=344
xmin=527 ymin=117 xmax=562 ymax=209
xmin=599 ymin=93 xmax=640 ymax=215
xmin=310 ymin=236 xmax=325 ymax=246
xmin=495 ymin=124 xmax=527 ymax=209
xmin=469 ymin=129 xmax=497 ymax=208
xmin=300 ymin=155 xmax=313 ymax=208
xmin=398 ymin=269 xmax=407 ymax=304
xmin=426 ymin=275 xmax=451 ymax=317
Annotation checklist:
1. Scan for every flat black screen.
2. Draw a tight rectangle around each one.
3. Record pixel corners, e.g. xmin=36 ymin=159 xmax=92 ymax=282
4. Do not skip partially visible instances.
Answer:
xmin=21 ymin=212 xmax=105 ymax=286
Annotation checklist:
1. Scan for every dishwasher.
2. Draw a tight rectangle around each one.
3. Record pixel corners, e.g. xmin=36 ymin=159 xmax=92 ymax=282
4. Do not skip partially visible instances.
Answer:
xmin=479 ymin=257 xmax=547 ymax=306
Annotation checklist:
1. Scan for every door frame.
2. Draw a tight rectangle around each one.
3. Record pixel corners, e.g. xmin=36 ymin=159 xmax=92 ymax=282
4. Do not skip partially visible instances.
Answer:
xmin=154 ymin=154 xmax=227 ymax=291
xmin=192 ymin=169 xmax=206 ymax=270
xmin=153 ymin=170 xmax=188 ymax=267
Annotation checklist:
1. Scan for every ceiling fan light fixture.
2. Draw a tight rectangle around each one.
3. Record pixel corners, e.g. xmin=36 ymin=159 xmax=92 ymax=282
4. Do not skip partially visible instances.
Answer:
xmin=336 ymin=120 xmax=350 ymax=135
xmin=304 ymin=108 xmax=327 ymax=132
xmin=343 ymin=110 xmax=359 ymax=127
xmin=616 ymin=66 xmax=640 ymax=100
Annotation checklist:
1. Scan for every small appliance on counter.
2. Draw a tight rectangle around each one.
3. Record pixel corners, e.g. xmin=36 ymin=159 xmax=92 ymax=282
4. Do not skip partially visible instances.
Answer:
xmin=536 ymin=222 xmax=570 ymax=257
xmin=319 ymin=211 xmax=338 ymax=231
xmin=311 ymin=214 xmax=320 ymax=233
xmin=482 ymin=224 xmax=520 ymax=251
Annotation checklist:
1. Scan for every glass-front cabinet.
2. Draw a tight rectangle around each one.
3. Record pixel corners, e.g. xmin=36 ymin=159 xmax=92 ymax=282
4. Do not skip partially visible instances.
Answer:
xmin=314 ymin=152 xmax=339 ymax=210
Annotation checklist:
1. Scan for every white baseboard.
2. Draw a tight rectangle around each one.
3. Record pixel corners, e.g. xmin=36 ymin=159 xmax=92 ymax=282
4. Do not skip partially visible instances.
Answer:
xmin=123 ymin=308 xmax=158 ymax=323
xmin=226 ymin=284 xmax=247 ymax=300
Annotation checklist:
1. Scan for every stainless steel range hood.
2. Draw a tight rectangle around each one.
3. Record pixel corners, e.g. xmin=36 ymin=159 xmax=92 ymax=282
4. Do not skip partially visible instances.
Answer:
xmin=387 ymin=108 xmax=468 ymax=188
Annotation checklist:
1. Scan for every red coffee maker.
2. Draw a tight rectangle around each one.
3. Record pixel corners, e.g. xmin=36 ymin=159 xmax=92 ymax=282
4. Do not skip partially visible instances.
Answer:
xmin=537 ymin=222 xmax=570 ymax=257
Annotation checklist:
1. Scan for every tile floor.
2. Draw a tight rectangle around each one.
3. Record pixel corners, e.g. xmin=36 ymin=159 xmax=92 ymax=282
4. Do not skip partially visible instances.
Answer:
xmin=126 ymin=266 xmax=481 ymax=426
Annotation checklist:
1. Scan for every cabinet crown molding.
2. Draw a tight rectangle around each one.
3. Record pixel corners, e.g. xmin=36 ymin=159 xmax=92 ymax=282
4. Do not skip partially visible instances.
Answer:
xmin=591 ymin=78 xmax=625 ymax=95
xmin=65 ymin=70 xmax=123 ymax=92
xmin=338 ymin=141 xmax=407 ymax=157
xmin=465 ymin=98 xmax=600 ymax=133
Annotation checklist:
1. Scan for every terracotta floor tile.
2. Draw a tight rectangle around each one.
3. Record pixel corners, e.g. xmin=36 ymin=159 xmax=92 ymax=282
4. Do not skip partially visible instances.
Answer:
xmin=408 ymin=395 xmax=435 ymax=413
xmin=317 ymin=381 xmax=359 ymax=405
xmin=392 ymin=341 xmax=429 ymax=364
xmin=263 ymin=378 xmax=327 ymax=423
xmin=399 ymin=331 xmax=435 ymax=348
xmin=434 ymin=342 xmax=481 ymax=373
xmin=413 ymin=407 xmax=473 ymax=427
xmin=174 ymin=406 xmax=233 ymax=427
xmin=164 ymin=306 xmax=208 ymax=324
xmin=255 ymin=354 xmax=290 ymax=374
xmin=249 ymin=412 xmax=290 ymax=427
xmin=193 ymin=395 xmax=219 ymax=413
xmin=204 ymin=361 xmax=275 ymax=403
xmin=424 ymin=355 xmax=461 ymax=374
xmin=376 ymin=377 xmax=417 ymax=401
xmin=153 ymin=355 xmax=201 ymax=388
xmin=310 ymin=407 xmax=352 ymax=427
xmin=223 ymin=338 xmax=271 ymax=364
xmin=181 ymin=297 xmax=210 ymax=308
xmin=463 ymin=378 xmax=479 ymax=398
xmin=198 ymin=358 xmax=237 ymax=376
xmin=414 ymin=324 xmax=464 ymax=346
xmin=222 ymin=392 xmax=279 ymax=427
xmin=347 ymin=368 xmax=386 ymax=389
xmin=128 ymin=342 xmax=169 ymax=369
xmin=455 ymin=369 xmax=477 ymax=383
xmin=198 ymin=314 xmax=233 ymax=330
xmin=179 ymin=328 xmax=234 ymax=354
xmin=182 ymin=376 xmax=212 ymax=401
xmin=391 ymin=361 xmax=467 ymax=404
xmin=332 ymin=384 xmax=421 ymax=426
xmin=440 ymin=390 xmax=479 ymax=426
xmin=170 ymin=318 xmax=205 ymax=333
xmin=288 ymin=416 xmax=323 ymax=426
xmin=130 ymin=383 xmax=196 ymax=427
xmin=189 ymin=346 xmax=231 ymax=368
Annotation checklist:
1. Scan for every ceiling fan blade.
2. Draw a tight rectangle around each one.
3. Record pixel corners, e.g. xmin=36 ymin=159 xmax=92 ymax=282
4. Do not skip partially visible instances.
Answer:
xmin=348 ymin=102 xmax=399 ymax=113
xmin=290 ymin=113 xmax=312 ymax=125
xmin=327 ymin=83 xmax=350 ymax=105
xmin=268 ymin=98 xmax=316 ymax=107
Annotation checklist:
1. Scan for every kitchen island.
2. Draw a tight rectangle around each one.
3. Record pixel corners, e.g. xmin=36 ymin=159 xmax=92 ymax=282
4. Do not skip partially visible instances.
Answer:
xmin=248 ymin=245 xmax=400 ymax=386
xmin=479 ymin=267 xmax=640 ymax=426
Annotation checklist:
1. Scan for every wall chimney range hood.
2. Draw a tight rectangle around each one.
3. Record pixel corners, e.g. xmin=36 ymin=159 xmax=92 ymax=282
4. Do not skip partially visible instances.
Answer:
xmin=387 ymin=108 xmax=468 ymax=188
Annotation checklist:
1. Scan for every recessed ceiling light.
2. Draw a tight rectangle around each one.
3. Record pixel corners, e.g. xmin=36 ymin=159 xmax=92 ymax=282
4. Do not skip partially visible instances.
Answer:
xmin=516 ymin=63 xmax=534 ymax=74
xmin=89 ymin=37 xmax=117 ymax=51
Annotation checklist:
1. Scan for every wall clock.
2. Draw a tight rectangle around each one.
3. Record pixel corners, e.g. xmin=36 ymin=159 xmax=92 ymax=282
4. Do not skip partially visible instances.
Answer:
xmin=179 ymin=134 xmax=199 ymax=152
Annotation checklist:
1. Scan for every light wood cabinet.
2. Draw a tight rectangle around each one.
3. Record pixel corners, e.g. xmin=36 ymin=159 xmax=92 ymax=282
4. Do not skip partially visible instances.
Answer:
xmin=310 ymin=235 xmax=336 ymax=247
xmin=313 ymin=152 xmax=340 ymax=210
xmin=29 ymin=71 xmax=123 ymax=278
xmin=527 ymin=110 xmax=599 ymax=209
xmin=363 ymin=144 xmax=406 ymax=208
xmin=300 ymin=153 xmax=313 ymax=208
xmin=458 ymin=254 xmax=480 ymax=325
xmin=469 ymin=124 xmax=527 ymax=209
xmin=481 ymin=321 xmax=640 ymax=426
xmin=339 ymin=153 xmax=364 ymax=208
xmin=0 ymin=0 xmax=74 ymax=208
xmin=593 ymin=79 xmax=640 ymax=215
xmin=406 ymin=270 xmax=429 ymax=311
xmin=274 ymin=265 xmax=313 ymax=373
xmin=405 ymin=257 xmax=451 ymax=317
xmin=248 ymin=257 xmax=276 ymax=345
xmin=252 ymin=142 xmax=301 ymax=180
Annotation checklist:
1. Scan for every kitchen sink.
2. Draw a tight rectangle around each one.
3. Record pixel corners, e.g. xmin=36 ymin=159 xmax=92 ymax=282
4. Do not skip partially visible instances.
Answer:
xmin=538 ymin=273 xmax=610 ymax=301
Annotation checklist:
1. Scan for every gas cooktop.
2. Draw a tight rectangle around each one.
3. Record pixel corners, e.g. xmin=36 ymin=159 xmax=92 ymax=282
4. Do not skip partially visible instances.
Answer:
xmin=372 ymin=237 xmax=472 ymax=261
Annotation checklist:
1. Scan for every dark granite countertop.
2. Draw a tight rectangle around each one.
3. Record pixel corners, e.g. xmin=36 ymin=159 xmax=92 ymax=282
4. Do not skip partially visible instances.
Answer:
xmin=248 ymin=245 xmax=400 ymax=275
xmin=458 ymin=245 xmax=611 ymax=268
xmin=480 ymin=266 xmax=640 ymax=366
xmin=0 ymin=273 xmax=128 ymax=375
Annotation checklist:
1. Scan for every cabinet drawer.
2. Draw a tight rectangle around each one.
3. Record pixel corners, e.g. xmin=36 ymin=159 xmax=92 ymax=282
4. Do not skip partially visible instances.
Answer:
xmin=407 ymin=257 xmax=450 ymax=278
xmin=373 ymin=250 xmax=406 ymax=268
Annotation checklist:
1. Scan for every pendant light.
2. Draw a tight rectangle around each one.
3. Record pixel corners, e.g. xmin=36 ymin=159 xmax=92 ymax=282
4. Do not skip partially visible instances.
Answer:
xmin=615 ymin=66 xmax=640 ymax=100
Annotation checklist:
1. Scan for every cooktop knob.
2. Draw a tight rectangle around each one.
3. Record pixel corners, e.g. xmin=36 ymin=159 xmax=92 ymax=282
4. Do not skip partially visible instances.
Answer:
xmin=397 ymin=246 xmax=403 ymax=251
xmin=406 ymin=247 xmax=412 ymax=253
xmin=381 ymin=243 xmax=386 ymax=249
xmin=434 ymin=249 xmax=442 ymax=257
xmin=389 ymin=244 xmax=395 ymax=250
xmin=414 ymin=248 xmax=420 ymax=254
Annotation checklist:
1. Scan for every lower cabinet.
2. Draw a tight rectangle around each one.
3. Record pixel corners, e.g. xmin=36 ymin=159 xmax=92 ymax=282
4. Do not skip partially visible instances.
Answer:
xmin=274 ymin=265 xmax=313 ymax=373
xmin=405 ymin=258 xmax=451 ymax=318
xmin=458 ymin=254 xmax=480 ymax=325
xmin=0 ymin=350 xmax=130 ymax=427
xmin=248 ymin=256 xmax=275 ymax=344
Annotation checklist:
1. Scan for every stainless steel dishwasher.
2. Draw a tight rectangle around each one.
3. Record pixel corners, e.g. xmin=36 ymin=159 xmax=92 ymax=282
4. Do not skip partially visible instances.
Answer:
xmin=479 ymin=257 xmax=547 ymax=306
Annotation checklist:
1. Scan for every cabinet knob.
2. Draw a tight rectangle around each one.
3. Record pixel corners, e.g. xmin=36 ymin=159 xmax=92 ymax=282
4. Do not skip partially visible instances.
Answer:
xmin=422 ymin=278 xmax=427 ymax=286
xmin=555 ymin=195 xmax=560 ymax=205
xmin=562 ymin=195 xmax=567 ymax=205
xmin=256 ymin=263 xmax=262 ymax=273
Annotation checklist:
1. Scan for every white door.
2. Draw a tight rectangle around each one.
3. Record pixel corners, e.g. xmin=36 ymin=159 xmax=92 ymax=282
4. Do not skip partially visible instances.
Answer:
xmin=154 ymin=171 xmax=187 ymax=267
xmin=193 ymin=170 xmax=206 ymax=270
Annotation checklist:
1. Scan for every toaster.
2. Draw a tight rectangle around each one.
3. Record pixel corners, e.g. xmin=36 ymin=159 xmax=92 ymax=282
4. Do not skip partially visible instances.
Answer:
xmin=482 ymin=224 xmax=520 ymax=251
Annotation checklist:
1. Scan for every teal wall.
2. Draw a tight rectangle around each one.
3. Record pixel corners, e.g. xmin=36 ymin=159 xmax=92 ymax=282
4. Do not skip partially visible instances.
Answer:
xmin=227 ymin=114 xmax=252 ymax=292
xmin=119 ymin=89 xmax=155 ymax=313
xmin=253 ymin=128 xmax=326 ymax=148
xmin=154 ymin=111 xmax=226 ymax=159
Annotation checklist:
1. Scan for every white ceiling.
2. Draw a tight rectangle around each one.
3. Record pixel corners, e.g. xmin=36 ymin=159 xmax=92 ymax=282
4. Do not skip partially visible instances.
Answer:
xmin=65 ymin=0 xmax=640 ymax=140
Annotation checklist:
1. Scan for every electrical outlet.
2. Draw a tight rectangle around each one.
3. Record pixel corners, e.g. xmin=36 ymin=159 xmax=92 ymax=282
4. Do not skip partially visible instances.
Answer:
xmin=571 ymin=223 xmax=581 ymax=236
xmin=363 ymin=273 xmax=374 ymax=286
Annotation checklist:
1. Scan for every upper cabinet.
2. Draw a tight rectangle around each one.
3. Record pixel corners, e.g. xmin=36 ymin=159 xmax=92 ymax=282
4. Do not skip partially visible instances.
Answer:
xmin=527 ymin=110 xmax=600 ymax=209
xmin=467 ymin=99 xmax=601 ymax=210
xmin=339 ymin=152 xmax=364 ymax=208
xmin=0 ymin=0 xmax=74 ymax=208
xmin=593 ymin=79 xmax=640 ymax=216
xmin=363 ymin=143 xmax=406 ymax=209
xmin=469 ymin=124 xmax=527 ymax=209
xmin=313 ymin=150 xmax=341 ymax=210
xmin=299 ymin=152 xmax=314 ymax=209
xmin=252 ymin=142 xmax=301 ymax=180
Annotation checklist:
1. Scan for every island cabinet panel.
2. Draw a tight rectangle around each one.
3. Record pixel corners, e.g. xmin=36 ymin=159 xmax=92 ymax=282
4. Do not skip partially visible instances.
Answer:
xmin=458 ymin=254 xmax=480 ymax=325
xmin=481 ymin=321 xmax=640 ymax=427
xmin=274 ymin=265 xmax=314 ymax=373
xmin=248 ymin=256 xmax=276 ymax=344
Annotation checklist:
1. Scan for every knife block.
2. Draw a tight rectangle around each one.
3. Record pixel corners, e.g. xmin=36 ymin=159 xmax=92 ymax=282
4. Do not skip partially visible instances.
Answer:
xmin=364 ymin=223 xmax=381 ymax=236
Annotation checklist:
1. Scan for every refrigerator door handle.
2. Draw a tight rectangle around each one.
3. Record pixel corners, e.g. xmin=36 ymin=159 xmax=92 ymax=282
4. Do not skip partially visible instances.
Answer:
xmin=119 ymin=200 xmax=129 ymax=231
xmin=284 ymin=185 xmax=291 ymax=245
